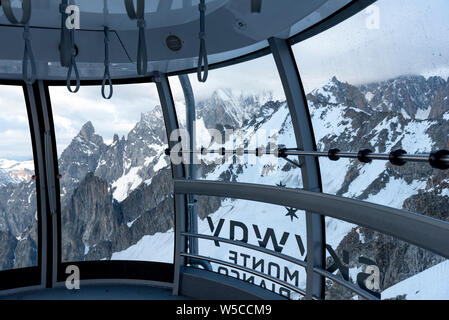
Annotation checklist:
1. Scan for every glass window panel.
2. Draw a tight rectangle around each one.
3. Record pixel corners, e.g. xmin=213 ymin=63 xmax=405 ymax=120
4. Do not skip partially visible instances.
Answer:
xmin=0 ymin=85 xmax=38 ymax=270
xmin=292 ymin=0 xmax=449 ymax=213
xmin=49 ymin=84 xmax=174 ymax=264
xmin=292 ymin=0 xmax=449 ymax=299
xmin=169 ymin=54 xmax=302 ymax=188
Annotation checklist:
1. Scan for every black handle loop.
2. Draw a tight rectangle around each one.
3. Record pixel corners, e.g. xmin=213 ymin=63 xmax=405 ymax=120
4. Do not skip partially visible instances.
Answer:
xmin=389 ymin=149 xmax=407 ymax=166
xmin=124 ymin=0 xmax=144 ymax=20
xmin=2 ymin=0 xmax=31 ymax=24
xmin=66 ymin=27 xmax=80 ymax=93
xmin=358 ymin=149 xmax=373 ymax=163
xmin=101 ymin=26 xmax=113 ymax=99
xmin=124 ymin=0 xmax=148 ymax=76
xmin=197 ymin=0 xmax=208 ymax=82
xmin=137 ymin=19 xmax=148 ymax=76
xmin=2 ymin=0 xmax=36 ymax=84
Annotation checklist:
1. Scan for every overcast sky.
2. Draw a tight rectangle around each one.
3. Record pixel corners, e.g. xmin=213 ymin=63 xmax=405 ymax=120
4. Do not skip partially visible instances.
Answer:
xmin=1 ymin=0 xmax=449 ymax=160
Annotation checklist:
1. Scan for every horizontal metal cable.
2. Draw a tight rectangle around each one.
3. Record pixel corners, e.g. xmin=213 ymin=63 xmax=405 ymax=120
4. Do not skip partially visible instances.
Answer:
xmin=180 ymin=252 xmax=307 ymax=297
xmin=197 ymin=0 xmax=208 ymax=82
xmin=165 ymin=147 xmax=449 ymax=169
xmin=182 ymin=232 xmax=307 ymax=269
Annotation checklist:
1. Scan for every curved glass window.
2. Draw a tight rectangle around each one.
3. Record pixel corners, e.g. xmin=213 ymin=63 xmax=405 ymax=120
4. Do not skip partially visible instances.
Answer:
xmin=293 ymin=0 xmax=449 ymax=299
xmin=0 ymin=85 xmax=38 ymax=270
xmin=169 ymin=54 xmax=301 ymax=189
xmin=49 ymin=84 xmax=174 ymax=264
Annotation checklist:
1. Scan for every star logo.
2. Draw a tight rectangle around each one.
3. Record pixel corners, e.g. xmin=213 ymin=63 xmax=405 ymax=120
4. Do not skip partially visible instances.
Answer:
xmin=276 ymin=181 xmax=286 ymax=188
xmin=285 ymin=207 xmax=299 ymax=221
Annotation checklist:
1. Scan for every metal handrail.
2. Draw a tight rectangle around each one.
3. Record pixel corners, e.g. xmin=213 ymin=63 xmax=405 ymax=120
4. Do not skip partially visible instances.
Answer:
xmin=180 ymin=252 xmax=307 ymax=297
xmin=174 ymin=179 xmax=449 ymax=299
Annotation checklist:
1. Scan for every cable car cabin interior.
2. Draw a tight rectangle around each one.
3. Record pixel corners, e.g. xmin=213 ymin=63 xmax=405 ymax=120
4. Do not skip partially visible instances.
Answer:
xmin=0 ymin=0 xmax=447 ymax=301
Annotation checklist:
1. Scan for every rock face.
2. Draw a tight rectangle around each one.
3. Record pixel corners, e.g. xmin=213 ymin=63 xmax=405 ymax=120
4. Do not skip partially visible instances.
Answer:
xmin=196 ymin=89 xmax=273 ymax=129
xmin=62 ymin=173 xmax=120 ymax=261
xmin=0 ymin=75 xmax=447 ymax=301
xmin=0 ymin=230 xmax=17 ymax=270
xmin=359 ymin=75 xmax=449 ymax=119
xmin=0 ymin=181 xmax=36 ymax=236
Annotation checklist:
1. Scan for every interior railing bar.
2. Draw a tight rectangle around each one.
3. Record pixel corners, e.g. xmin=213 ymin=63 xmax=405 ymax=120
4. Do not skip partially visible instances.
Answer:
xmin=180 ymin=252 xmax=308 ymax=297
xmin=312 ymin=267 xmax=379 ymax=300
xmin=165 ymin=148 xmax=449 ymax=169
xmin=182 ymin=232 xmax=307 ymax=269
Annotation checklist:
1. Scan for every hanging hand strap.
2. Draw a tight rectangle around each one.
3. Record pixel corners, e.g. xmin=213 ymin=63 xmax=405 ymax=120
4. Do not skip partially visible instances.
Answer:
xmin=22 ymin=24 xmax=37 ymax=84
xmin=59 ymin=0 xmax=71 ymax=67
xmin=197 ymin=0 xmax=208 ymax=82
xmin=1 ymin=0 xmax=31 ymax=24
xmin=102 ymin=26 xmax=113 ymax=99
xmin=125 ymin=0 xmax=148 ymax=76
xmin=2 ymin=0 xmax=36 ymax=84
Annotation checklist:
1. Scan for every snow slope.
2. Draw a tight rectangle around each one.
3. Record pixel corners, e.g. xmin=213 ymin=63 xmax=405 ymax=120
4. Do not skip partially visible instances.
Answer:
xmin=382 ymin=260 xmax=449 ymax=300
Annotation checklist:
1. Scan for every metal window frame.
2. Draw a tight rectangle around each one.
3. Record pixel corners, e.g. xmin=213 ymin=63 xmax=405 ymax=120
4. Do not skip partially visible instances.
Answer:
xmin=154 ymin=73 xmax=188 ymax=295
xmin=0 ymin=81 xmax=46 ymax=293
xmin=269 ymin=37 xmax=325 ymax=300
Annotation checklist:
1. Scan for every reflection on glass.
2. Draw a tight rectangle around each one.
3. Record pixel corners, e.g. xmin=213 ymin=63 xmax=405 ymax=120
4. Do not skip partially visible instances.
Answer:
xmin=0 ymin=85 xmax=37 ymax=270
xmin=49 ymin=84 xmax=174 ymax=264
xmin=195 ymin=196 xmax=307 ymax=300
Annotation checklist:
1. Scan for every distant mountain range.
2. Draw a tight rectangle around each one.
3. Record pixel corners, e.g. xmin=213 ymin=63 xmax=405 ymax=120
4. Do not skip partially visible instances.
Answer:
xmin=0 ymin=74 xmax=447 ymax=299
xmin=0 ymin=159 xmax=34 ymax=187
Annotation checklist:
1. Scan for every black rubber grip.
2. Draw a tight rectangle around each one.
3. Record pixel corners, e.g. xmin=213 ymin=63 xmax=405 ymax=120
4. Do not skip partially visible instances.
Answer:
xmin=429 ymin=149 xmax=449 ymax=170
xmin=277 ymin=148 xmax=287 ymax=158
xmin=328 ymin=148 xmax=340 ymax=161
xmin=358 ymin=149 xmax=373 ymax=163
xmin=389 ymin=149 xmax=407 ymax=166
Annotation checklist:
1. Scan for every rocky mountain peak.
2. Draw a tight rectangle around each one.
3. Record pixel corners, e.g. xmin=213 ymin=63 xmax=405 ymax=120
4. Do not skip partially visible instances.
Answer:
xmin=79 ymin=121 xmax=95 ymax=140
xmin=112 ymin=133 xmax=120 ymax=144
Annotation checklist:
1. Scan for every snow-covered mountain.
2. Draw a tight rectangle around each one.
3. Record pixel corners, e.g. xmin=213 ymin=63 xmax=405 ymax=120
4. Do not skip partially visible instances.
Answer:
xmin=0 ymin=75 xmax=447 ymax=299
xmin=0 ymin=159 xmax=34 ymax=187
